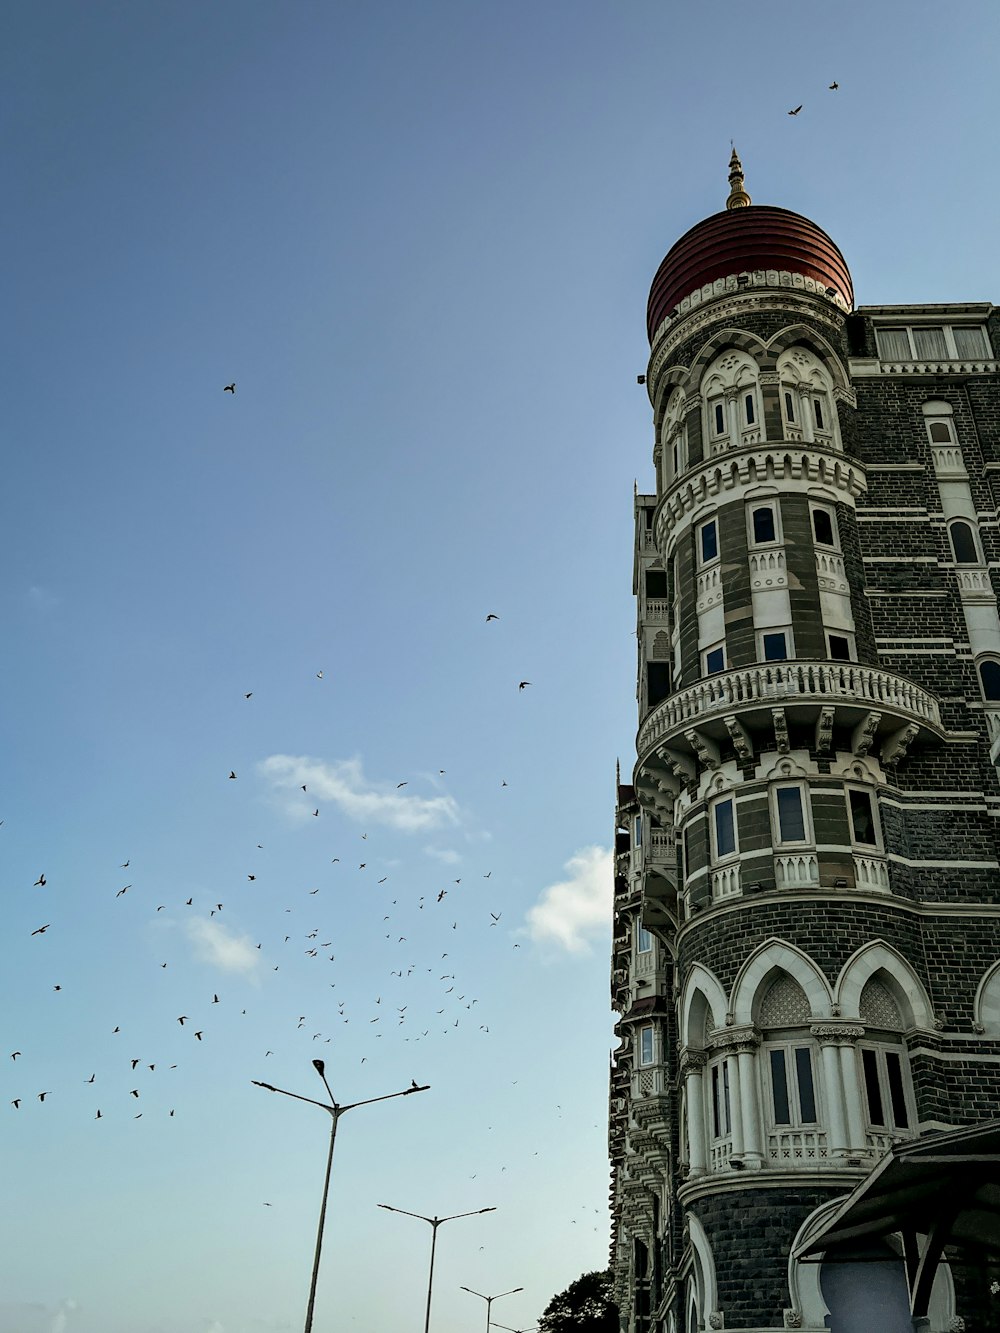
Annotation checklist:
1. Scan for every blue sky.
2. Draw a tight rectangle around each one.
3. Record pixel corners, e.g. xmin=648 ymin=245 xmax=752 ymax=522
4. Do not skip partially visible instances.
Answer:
xmin=2 ymin=3 xmax=999 ymax=1331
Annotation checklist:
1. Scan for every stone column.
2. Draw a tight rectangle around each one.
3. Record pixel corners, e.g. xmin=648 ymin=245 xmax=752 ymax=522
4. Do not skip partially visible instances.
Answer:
xmin=758 ymin=370 xmax=780 ymax=442
xmin=682 ymin=1050 xmax=708 ymax=1176
xmin=833 ymin=1027 xmax=867 ymax=1148
xmin=727 ymin=1053 xmax=744 ymax=1156
xmin=725 ymin=386 xmax=741 ymax=450
xmin=797 ymin=385 xmax=815 ymax=442
xmin=735 ymin=1036 xmax=764 ymax=1167
xmin=817 ymin=1033 xmax=848 ymax=1153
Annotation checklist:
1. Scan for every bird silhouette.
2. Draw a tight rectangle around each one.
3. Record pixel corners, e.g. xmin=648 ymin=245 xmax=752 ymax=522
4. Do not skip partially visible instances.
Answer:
xmin=34 ymin=874 xmax=46 ymax=887
xmin=37 ymin=1092 xmax=50 ymax=1102
xmin=11 ymin=1052 xmax=21 ymax=1061
xmin=224 ymin=383 xmax=236 ymax=394
xmin=486 ymin=614 xmax=499 ymax=622
xmin=518 ymin=681 xmax=531 ymax=690
xmin=194 ymin=1031 xmax=203 ymax=1041
xmin=31 ymin=925 xmax=50 ymax=936
xmin=177 ymin=1016 xmax=188 ymax=1025
xmin=788 ymin=104 xmax=803 ymax=115
xmin=829 ymin=81 xmax=839 ymax=90
xmin=11 ymin=1099 xmax=20 ymax=1109
xmin=229 ymin=771 xmax=237 ymax=780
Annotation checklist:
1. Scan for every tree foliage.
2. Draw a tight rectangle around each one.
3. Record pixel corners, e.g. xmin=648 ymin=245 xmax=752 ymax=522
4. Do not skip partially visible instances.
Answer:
xmin=537 ymin=1269 xmax=619 ymax=1333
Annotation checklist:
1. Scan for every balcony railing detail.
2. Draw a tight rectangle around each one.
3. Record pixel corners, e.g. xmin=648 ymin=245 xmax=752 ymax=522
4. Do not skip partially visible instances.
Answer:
xmin=637 ymin=661 xmax=941 ymax=759
xmin=649 ymin=829 xmax=677 ymax=862
xmin=955 ymin=567 xmax=994 ymax=598
xmin=712 ymin=865 xmax=740 ymax=899
xmin=749 ymin=548 xmax=787 ymax=590
xmin=767 ymin=1128 xmax=829 ymax=1162
xmin=931 ymin=445 xmax=967 ymax=476
xmin=853 ymin=855 xmax=890 ymax=892
xmin=774 ymin=853 xmax=819 ymax=888
xmin=696 ymin=565 xmax=723 ymax=613
xmin=645 ymin=597 xmax=669 ymax=622
xmin=816 ymin=550 xmax=848 ymax=594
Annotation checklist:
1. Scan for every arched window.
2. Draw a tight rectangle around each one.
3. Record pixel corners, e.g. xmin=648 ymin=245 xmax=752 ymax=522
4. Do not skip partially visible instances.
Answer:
xmin=757 ymin=975 xmax=820 ymax=1150
xmin=857 ymin=976 xmax=913 ymax=1143
xmin=928 ymin=420 xmax=952 ymax=443
xmin=979 ymin=659 xmax=1000 ymax=701
xmin=949 ymin=520 xmax=980 ymax=565
xmin=661 ymin=388 xmax=687 ymax=484
xmin=776 ymin=346 xmax=841 ymax=448
xmin=700 ymin=349 xmax=762 ymax=455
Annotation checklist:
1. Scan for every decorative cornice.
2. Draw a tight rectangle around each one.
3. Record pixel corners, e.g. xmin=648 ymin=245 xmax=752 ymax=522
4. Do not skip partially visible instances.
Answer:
xmin=708 ymin=1023 xmax=760 ymax=1052
xmin=810 ymin=1022 xmax=865 ymax=1043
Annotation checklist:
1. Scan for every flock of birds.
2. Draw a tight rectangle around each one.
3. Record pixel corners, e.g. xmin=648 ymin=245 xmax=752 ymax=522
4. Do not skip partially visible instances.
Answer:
xmin=787 ymin=80 xmax=840 ymax=116
xmin=10 ymin=619 xmax=543 ymax=1136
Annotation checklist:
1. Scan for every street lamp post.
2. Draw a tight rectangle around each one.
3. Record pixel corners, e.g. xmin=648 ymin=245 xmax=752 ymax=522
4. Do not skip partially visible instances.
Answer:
xmin=492 ymin=1324 xmax=538 ymax=1333
xmin=377 ymin=1203 xmax=497 ymax=1333
xmin=253 ymin=1060 xmax=429 ymax=1333
xmin=460 ymin=1284 xmax=525 ymax=1333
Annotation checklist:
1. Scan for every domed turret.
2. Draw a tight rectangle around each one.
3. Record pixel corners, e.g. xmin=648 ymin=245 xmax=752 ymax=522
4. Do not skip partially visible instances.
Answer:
xmin=646 ymin=154 xmax=853 ymax=342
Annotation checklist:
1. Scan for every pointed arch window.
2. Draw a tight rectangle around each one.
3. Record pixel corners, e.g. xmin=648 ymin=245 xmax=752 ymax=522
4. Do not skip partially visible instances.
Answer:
xmin=757 ymin=975 xmax=820 ymax=1136
xmin=949 ymin=520 xmax=980 ymax=565
xmin=857 ymin=977 xmax=913 ymax=1137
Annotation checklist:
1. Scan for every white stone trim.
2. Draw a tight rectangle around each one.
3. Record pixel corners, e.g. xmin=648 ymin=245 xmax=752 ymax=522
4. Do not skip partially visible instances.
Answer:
xmin=649 ymin=278 xmax=848 ymax=356
xmin=731 ymin=939 xmax=833 ymax=1026
xmin=686 ymin=1211 xmax=719 ymax=1323
xmin=835 ymin=941 xmax=934 ymax=1029
xmin=974 ymin=960 xmax=1000 ymax=1035
xmin=681 ymin=964 xmax=729 ymax=1046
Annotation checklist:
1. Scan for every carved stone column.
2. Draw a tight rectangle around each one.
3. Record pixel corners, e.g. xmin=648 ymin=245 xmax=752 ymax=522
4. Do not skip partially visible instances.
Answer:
xmin=811 ymin=1023 xmax=866 ymax=1149
xmin=735 ymin=1035 xmax=764 ymax=1167
xmin=681 ymin=1049 xmax=708 ymax=1176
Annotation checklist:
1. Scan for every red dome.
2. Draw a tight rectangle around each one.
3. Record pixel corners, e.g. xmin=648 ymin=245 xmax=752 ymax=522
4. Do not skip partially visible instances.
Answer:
xmin=647 ymin=206 xmax=853 ymax=342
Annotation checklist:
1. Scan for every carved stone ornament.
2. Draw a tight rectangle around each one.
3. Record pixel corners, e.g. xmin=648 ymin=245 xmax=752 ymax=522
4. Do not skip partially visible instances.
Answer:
xmin=709 ymin=1023 xmax=760 ymax=1052
xmin=815 ymin=706 xmax=835 ymax=755
xmin=772 ymin=707 xmax=789 ymax=754
xmin=810 ymin=1022 xmax=865 ymax=1043
xmin=784 ymin=1312 xmax=803 ymax=1329
xmin=724 ymin=713 xmax=753 ymax=763
xmin=680 ymin=1048 xmax=708 ymax=1076
xmin=947 ymin=1318 xmax=966 ymax=1333
xmin=708 ymin=1313 xmax=724 ymax=1330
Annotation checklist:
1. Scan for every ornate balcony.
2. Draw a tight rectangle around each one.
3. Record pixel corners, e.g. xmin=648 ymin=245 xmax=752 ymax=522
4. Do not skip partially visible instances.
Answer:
xmin=636 ymin=659 xmax=943 ymax=773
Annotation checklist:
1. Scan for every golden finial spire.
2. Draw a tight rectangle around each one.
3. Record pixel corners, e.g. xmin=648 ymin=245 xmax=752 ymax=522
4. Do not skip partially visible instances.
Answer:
xmin=726 ymin=145 xmax=751 ymax=210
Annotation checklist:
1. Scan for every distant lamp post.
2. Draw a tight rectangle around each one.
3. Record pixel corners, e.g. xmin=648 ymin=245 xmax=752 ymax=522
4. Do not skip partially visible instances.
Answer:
xmin=253 ymin=1061 xmax=429 ymax=1333
xmin=377 ymin=1203 xmax=497 ymax=1333
xmin=460 ymin=1284 xmax=525 ymax=1333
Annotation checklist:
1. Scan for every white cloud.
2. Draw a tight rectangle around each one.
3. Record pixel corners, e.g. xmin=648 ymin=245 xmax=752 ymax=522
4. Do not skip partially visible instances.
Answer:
xmin=524 ymin=846 xmax=613 ymax=954
xmin=186 ymin=917 xmax=261 ymax=977
xmin=259 ymin=755 xmax=461 ymax=833
xmin=424 ymin=845 xmax=462 ymax=864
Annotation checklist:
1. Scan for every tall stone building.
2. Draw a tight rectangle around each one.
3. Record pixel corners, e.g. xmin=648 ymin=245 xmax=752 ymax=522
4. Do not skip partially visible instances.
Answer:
xmin=608 ymin=154 xmax=1000 ymax=1333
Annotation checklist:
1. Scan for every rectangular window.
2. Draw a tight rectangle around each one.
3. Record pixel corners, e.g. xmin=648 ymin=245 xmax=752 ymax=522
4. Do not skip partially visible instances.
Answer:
xmin=876 ymin=327 xmax=912 ymax=361
xmin=704 ymin=645 xmax=725 ymax=675
xmin=862 ymin=1047 xmax=885 ymax=1125
xmin=775 ymin=786 xmax=807 ymax=843
xmin=647 ymin=663 xmax=671 ymax=709
xmin=885 ymin=1052 xmax=910 ymax=1129
xmin=639 ymin=1025 xmax=654 ymax=1066
xmin=828 ymin=633 xmax=853 ymax=662
xmin=645 ymin=570 xmax=668 ymax=598
xmin=699 ymin=520 xmax=718 ymax=564
xmin=912 ymin=326 xmax=949 ymax=359
xmin=795 ymin=1047 xmax=817 ymax=1123
xmin=637 ymin=925 xmax=653 ymax=953
xmin=848 ymin=788 xmax=878 ymax=846
xmin=713 ymin=797 xmax=736 ymax=859
xmin=811 ymin=507 xmax=836 ymax=546
xmin=762 ymin=631 xmax=788 ymax=662
xmin=770 ymin=1049 xmax=791 ymax=1125
xmin=633 ymin=816 xmax=643 ymax=848
xmin=714 ymin=402 xmax=725 ymax=436
xmin=813 ymin=397 xmax=825 ymax=430
xmin=953 ymin=326 xmax=988 ymax=358
xmin=744 ymin=393 xmax=755 ymax=425
xmin=784 ymin=391 xmax=796 ymax=422
xmin=751 ymin=505 xmax=777 ymax=544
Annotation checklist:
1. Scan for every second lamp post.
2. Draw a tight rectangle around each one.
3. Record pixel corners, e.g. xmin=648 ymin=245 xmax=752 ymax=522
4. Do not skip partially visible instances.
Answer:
xmin=377 ymin=1203 xmax=496 ymax=1333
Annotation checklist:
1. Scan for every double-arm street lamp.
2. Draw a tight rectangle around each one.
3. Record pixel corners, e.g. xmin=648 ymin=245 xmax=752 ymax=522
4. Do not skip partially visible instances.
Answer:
xmin=460 ymin=1284 xmax=525 ymax=1333
xmin=492 ymin=1324 xmax=538 ymax=1333
xmin=377 ymin=1203 xmax=497 ymax=1333
xmin=253 ymin=1060 xmax=429 ymax=1333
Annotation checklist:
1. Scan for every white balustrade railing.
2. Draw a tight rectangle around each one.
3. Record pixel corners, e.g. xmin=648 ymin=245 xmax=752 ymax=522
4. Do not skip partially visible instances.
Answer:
xmin=775 ymin=853 xmax=819 ymax=888
xmin=749 ymin=548 xmax=787 ymax=590
xmin=709 ymin=1138 xmax=732 ymax=1171
xmin=712 ymin=865 xmax=740 ymax=899
xmin=767 ymin=1128 xmax=829 ymax=1162
xmin=633 ymin=1067 xmax=667 ymax=1099
xmin=955 ymin=567 xmax=993 ymax=597
xmin=645 ymin=598 xmax=669 ymax=622
xmin=816 ymin=550 xmax=848 ymax=593
xmin=649 ymin=829 xmax=677 ymax=862
xmin=866 ymin=1129 xmax=909 ymax=1156
xmin=696 ymin=565 xmax=723 ymax=613
xmin=637 ymin=660 xmax=941 ymax=758
xmin=853 ymin=855 xmax=890 ymax=892
xmin=932 ymin=445 xmax=967 ymax=475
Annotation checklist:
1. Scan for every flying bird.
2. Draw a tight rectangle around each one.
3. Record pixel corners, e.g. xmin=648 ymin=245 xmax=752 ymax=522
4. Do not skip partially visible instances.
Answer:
xmin=130 ymin=1089 xmax=140 ymax=1098
xmin=11 ymin=1100 xmax=21 ymax=1109
xmin=245 ymin=692 xmax=252 ymax=699
xmin=33 ymin=874 xmax=46 ymax=887
xmin=829 ymin=81 xmax=839 ymax=90
xmin=177 ymin=1016 xmax=188 ymax=1025
xmin=116 ymin=885 xmax=131 ymax=897
xmin=37 ymin=1092 xmax=50 ymax=1102
xmin=229 ymin=771 xmax=237 ymax=780
xmin=518 ymin=681 xmax=531 ymax=690
xmin=486 ymin=614 xmax=499 ymax=622
xmin=788 ymin=104 xmax=803 ymax=116
xmin=490 ymin=913 xmax=501 ymax=925
xmin=316 ymin=670 xmax=323 ymax=679
xmin=224 ymin=383 xmax=236 ymax=393
xmin=194 ymin=1031 xmax=203 ymax=1041
xmin=396 ymin=782 xmax=407 ymax=788
xmin=120 ymin=861 xmax=129 ymax=868
xmin=31 ymin=925 xmax=50 ymax=936
xmin=11 ymin=1052 xmax=20 ymax=1060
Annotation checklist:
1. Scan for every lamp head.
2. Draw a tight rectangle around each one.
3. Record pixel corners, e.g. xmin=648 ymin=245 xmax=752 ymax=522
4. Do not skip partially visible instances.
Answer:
xmin=312 ymin=1059 xmax=325 ymax=1076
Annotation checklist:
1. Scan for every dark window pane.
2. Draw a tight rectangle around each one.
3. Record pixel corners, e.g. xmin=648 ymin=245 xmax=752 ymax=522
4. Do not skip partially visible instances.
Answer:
xmin=929 ymin=421 xmax=952 ymax=443
xmin=980 ymin=661 xmax=1000 ymax=702
xmin=701 ymin=521 xmax=718 ymax=563
xmin=812 ymin=509 xmax=835 ymax=545
xmin=829 ymin=634 xmax=851 ymax=662
xmin=886 ymin=1052 xmax=909 ymax=1129
xmin=711 ymin=1065 xmax=721 ymax=1137
xmin=954 ymin=327 xmax=987 ymax=358
xmin=795 ymin=1047 xmax=817 ymax=1123
xmin=705 ymin=647 xmax=725 ymax=675
xmin=776 ymin=787 xmax=806 ymax=842
xmin=647 ymin=663 xmax=671 ymax=708
xmin=951 ymin=521 xmax=978 ymax=564
xmin=813 ymin=398 xmax=825 ymax=429
xmin=752 ymin=507 xmax=776 ymax=543
xmin=763 ymin=632 xmax=788 ymax=662
xmin=784 ymin=391 xmax=795 ymax=422
xmin=745 ymin=394 xmax=755 ymax=425
xmin=714 ymin=403 xmax=725 ymax=435
xmin=770 ymin=1049 xmax=791 ymax=1124
xmin=862 ymin=1048 xmax=885 ymax=1125
xmin=645 ymin=570 xmax=668 ymax=598
xmin=849 ymin=789 xmax=877 ymax=845
xmin=714 ymin=799 xmax=735 ymax=857
xmin=722 ymin=1061 xmax=731 ymax=1134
